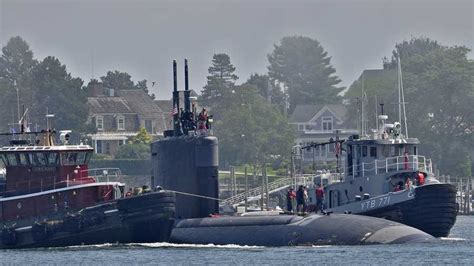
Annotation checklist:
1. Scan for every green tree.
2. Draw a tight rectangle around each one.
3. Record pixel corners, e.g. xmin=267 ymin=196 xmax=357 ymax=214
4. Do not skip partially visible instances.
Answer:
xmin=215 ymin=84 xmax=294 ymax=167
xmin=100 ymin=70 xmax=135 ymax=90
xmin=115 ymin=143 xmax=150 ymax=159
xmin=245 ymin=73 xmax=286 ymax=113
xmin=31 ymin=56 xmax=89 ymax=136
xmin=268 ymin=36 xmax=343 ymax=113
xmin=346 ymin=37 xmax=474 ymax=176
xmin=130 ymin=127 xmax=152 ymax=144
xmin=200 ymin=53 xmax=238 ymax=113
xmin=383 ymin=38 xmax=442 ymax=69
xmin=135 ymin=79 xmax=148 ymax=91
xmin=115 ymin=127 xmax=152 ymax=159
xmin=0 ymin=36 xmax=37 ymax=132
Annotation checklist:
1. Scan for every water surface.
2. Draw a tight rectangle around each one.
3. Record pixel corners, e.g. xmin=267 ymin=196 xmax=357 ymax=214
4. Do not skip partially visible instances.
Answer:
xmin=2 ymin=216 xmax=473 ymax=264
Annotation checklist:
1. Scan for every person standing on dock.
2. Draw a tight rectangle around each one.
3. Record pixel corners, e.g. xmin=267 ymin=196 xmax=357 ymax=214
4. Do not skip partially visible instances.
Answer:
xmin=286 ymin=188 xmax=295 ymax=213
xmin=296 ymin=185 xmax=305 ymax=214
xmin=315 ymin=184 xmax=324 ymax=213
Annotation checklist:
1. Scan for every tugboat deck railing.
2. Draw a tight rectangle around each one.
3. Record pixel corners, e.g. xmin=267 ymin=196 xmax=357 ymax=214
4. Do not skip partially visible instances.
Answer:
xmin=352 ymin=155 xmax=433 ymax=178
xmin=80 ymin=168 xmax=123 ymax=183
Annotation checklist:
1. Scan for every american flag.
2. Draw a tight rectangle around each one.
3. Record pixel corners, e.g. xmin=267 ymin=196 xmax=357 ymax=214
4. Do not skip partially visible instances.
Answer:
xmin=169 ymin=107 xmax=178 ymax=116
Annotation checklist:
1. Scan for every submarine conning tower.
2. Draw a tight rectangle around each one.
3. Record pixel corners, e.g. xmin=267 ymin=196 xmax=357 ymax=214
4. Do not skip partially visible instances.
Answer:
xmin=152 ymin=59 xmax=219 ymax=219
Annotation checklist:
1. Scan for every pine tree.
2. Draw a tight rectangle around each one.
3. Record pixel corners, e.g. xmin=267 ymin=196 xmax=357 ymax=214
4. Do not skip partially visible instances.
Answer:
xmin=268 ymin=36 xmax=343 ymax=113
xmin=0 ymin=36 xmax=37 ymax=132
xmin=200 ymin=53 xmax=238 ymax=112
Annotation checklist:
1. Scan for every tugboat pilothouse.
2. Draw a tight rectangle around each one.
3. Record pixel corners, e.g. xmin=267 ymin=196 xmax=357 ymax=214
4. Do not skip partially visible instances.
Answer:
xmin=0 ymin=126 xmax=175 ymax=248
xmin=320 ymin=113 xmax=458 ymax=237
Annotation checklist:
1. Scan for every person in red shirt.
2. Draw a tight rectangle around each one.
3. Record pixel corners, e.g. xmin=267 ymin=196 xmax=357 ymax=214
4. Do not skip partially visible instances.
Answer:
xmin=315 ymin=184 xmax=324 ymax=213
xmin=198 ymin=108 xmax=208 ymax=130
xmin=416 ymin=171 xmax=425 ymax=186
xmin=286 ymin=188 xmax=295 ymax=213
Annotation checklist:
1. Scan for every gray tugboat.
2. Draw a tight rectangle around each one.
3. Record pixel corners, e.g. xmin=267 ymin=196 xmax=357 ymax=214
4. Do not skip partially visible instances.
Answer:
xmin=313 ymin=111 xmax=458 ymax=237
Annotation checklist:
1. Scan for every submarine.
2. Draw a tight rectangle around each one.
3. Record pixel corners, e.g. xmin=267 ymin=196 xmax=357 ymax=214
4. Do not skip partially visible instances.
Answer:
xmin=151 ymin=59 xmax=435 ymax=246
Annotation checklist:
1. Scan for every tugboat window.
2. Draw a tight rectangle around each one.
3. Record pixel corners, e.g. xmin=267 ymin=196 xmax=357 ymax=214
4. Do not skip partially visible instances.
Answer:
xmin=413 ymin=146 xmax=417 ymax=155
xmin=1 ymin=154 xmax=8 ymax=166
xmin=61 ymin=152 xmax=78 ymax=165
xmin=370 ymin=147 xmax=377 ymax=157
xmin=362 ymin=146 xmax=368 ymax=157
xmin=7 ymin=154 xmax=18 ymax=166
xmin=47 ymin=153 xmax=59 ymax=165
xmin=32 ymin=153 xmax=47 ymax=166
xmin=18 ymin=154 xmax=28 ymax=165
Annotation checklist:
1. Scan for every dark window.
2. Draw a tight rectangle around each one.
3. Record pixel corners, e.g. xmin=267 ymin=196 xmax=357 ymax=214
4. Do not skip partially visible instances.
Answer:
xmin=362 ymin=146 xmax=368 ymax=157
xmin=322 ymin=117 xmax=333 ymax=131
xmin=106 ymin=142 xmax=111 ymax=154
xmin=96 ymin=140 xmax=103 ymax=154
xmin=61 ymin=152 xmax=78 ymax=165
xmin=76 ymin=152 xmax=87 ymax=164
xmin=370 ymin=147 xmax=377 ymax=157
xmin=145 ymin=120 xmax=153 ymax=133
xmin=0 ymin=154 xmax=9 ymax=166
xmin=7 ymin=154 xmax=18 ymax=166
xmin=46 ymin=153 xmax=59 ymax=165
xmin=32 ymin=153 xmax=47 ymax=166
xmin=413 ymin=146 xmax=417 ymax=155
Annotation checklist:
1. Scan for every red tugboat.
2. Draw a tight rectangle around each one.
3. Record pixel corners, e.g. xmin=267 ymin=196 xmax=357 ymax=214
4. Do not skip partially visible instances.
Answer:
xmin=0 ymin=129 xmax=175 ymax=249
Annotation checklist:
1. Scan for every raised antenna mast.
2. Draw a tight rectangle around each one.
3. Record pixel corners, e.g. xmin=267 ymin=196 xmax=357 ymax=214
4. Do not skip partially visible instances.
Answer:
xmin=398 ymin=56 xmax=408 ymax=137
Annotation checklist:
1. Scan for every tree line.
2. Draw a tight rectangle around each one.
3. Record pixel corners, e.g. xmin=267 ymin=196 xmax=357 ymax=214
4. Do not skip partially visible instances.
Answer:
xmin=0 ymin=36 xmax=151 ymax=143
xmin=1 ymin=35 xmax=472 ymax=176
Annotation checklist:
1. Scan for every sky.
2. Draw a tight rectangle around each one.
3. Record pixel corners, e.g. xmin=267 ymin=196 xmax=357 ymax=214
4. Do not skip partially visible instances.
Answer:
xmin=1 ymin=0 xmax=473 ymax=99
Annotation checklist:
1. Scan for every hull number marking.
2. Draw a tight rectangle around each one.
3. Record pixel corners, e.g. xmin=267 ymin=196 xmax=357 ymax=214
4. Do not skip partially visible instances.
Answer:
xmin=361 ymin=196 xmax=391 ymax=211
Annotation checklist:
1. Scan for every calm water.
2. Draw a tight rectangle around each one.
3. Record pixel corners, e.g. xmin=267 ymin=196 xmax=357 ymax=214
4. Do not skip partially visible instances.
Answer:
xmin=2 ymin=216 xmax=473 ymax=265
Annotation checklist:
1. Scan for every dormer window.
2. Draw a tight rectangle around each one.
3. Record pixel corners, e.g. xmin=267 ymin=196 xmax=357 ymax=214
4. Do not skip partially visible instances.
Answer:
xmin=96 ymin=115 xmax=104 ymax=131
xmin=117 ymin=115 xmax=125 ymax=130
xmin=322 ymin=117 xmax=333 ymax=131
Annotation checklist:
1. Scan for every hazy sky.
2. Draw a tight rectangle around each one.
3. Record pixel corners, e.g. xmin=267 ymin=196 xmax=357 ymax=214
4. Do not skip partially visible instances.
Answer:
xmin=1 ymin=0 xmax=473 ymax=99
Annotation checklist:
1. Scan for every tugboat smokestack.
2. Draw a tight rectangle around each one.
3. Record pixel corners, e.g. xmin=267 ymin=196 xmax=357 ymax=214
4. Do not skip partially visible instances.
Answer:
xmin=184 ymin=59 xmax=191 ymax=113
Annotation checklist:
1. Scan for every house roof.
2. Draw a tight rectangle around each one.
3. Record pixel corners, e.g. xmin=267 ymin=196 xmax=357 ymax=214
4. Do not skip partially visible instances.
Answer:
xmin=289 ymin=104 xmax=348 ymax=123
xmin=115 ymin=90 xmax=164 ymax=119
xmin=155 ymin=100 xmax=171 ymax=113
xmin=87 ymin=97 xmax=135 ymax=114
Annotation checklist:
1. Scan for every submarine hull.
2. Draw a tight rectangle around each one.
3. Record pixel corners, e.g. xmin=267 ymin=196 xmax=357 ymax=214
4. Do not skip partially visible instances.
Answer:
xmin=170 ymin=213 xmax=434 ymax=246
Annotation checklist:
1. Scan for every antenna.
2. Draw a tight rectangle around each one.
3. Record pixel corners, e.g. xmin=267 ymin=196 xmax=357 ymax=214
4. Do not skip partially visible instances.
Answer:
xmin=375 ymin=95 xmax=378 ymax=131
xmin=91 ymin=51 xmax=95 ymax=80
xmin=398 ymin=56 xmax=408 ymax=137
xmin=184 ymin=59 xmax=191 ymax=113
xmin=360 ymin=73 xmax=368 ymax=136
xmin=172 ymin=60 xmax=180 ymax=136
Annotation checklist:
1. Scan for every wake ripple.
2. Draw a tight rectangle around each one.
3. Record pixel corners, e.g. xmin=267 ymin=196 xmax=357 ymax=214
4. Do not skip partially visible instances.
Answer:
xmin=439 ymin=237 xmax=467 ymax=241
xmin=126 ymin=242 xmax=264 ymax=249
